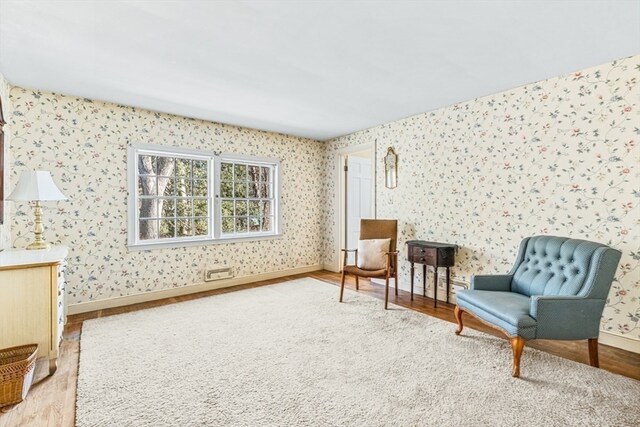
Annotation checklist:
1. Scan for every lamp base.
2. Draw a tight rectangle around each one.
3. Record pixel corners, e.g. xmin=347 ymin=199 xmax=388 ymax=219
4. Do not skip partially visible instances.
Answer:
xmin=26 ymin=200 xmax=50 ymax=250
xmin=26 ymin=241 xmax=50 ymax=250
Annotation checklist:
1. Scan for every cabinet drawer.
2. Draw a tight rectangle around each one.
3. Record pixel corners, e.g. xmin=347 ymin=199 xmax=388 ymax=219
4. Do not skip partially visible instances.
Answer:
xmin=410 ymin=246 xmax=436 ymax=264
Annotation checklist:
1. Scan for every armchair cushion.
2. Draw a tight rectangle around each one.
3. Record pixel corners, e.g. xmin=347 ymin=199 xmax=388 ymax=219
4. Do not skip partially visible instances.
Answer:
xmin=456 ymin=290 xmax=537 ymax=339
xmin=356 ymin=238 xmax=390 ymax=270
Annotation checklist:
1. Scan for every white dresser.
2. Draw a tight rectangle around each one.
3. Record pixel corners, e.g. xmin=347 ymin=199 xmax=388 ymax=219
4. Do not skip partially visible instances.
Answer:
xmin=0 ymin=246 xmax=69 ymax=375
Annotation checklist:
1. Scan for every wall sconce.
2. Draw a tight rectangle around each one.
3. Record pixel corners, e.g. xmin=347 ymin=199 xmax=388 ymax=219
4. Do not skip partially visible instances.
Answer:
xmin=384 ymin=147 xmax=397 ymax=189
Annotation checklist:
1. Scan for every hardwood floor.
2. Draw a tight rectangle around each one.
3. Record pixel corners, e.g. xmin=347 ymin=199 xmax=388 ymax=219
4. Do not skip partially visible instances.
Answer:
xmin=1 ymin=270 xmax=638 ymax=426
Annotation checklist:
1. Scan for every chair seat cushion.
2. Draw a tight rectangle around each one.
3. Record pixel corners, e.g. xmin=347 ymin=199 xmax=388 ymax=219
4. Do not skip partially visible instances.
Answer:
xmin=456 ymin=290 xmax=537 ymax=339
xmin=343 ymin=265 xmax=388 ymax=278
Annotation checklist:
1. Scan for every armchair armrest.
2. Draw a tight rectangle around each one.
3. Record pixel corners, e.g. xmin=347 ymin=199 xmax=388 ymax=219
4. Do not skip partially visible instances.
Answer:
xmin=470 ymin=274 xmax=512 ymax=292
xmin=529 ymin=295 xmax=605 ymax=340
xmin=341 ymin=248 xmax=358 ymax=268
xmin=386 ymin=251 xmax=399 ymax=272
xmin=385 ymin=250 xmax=399 ymax=261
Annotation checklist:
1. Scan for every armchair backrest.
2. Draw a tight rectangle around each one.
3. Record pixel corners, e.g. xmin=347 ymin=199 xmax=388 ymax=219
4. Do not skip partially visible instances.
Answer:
xmin=360 ymin=219 xmax=398 ymax=269
xmin=509 ymin=236 xmax=621 ymax=298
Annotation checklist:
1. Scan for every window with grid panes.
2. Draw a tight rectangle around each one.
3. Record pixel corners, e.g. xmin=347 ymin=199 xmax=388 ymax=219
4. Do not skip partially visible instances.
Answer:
xmin=219 ymin=160 xmax=275 ymax=236
xmin=136 ymin=152 xmax=210 ymax=242
xmin=128 ymin=144 xmax=279 ymax=249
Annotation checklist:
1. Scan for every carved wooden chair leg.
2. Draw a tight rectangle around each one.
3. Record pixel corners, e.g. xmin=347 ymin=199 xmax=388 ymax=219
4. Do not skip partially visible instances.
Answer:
xmin=454 ymin=306 xmax=464 ymax=335
xmin=588 ymin=338 xmax=599 ymax=368
xmin=510 ymin=337 xmax=525 ymax=378
xmin=355 ymin=276 xmax=359 ymax=290
xmin=384 ymin=276 xmax=390 ymax=309
xmin=339 ymin=271 xmax=346 ymax=302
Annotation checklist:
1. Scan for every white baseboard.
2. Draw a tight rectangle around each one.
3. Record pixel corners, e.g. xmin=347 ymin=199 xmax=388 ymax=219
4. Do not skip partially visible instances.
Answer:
xmin=599 ymin=331 xmax=640 ymax=354
xmin=67 ymin=264 xmax=323 ymax=315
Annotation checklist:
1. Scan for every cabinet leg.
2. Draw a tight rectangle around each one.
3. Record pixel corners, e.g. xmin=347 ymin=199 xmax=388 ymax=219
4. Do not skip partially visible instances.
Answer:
xmin=422 ymin=264 xmax=426 ymax=297
xmin=446 ymin=267 xmax=450 ymax=304
xmin=410 ymin=263 xmax=414 ymax=301
xmin=433 ymin=268 xmax=438 ymax=308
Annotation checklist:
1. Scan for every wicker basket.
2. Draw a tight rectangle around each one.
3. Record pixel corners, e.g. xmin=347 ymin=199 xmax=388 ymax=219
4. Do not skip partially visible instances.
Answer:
xmin=0 ymin=344 xmax=38 ymax=408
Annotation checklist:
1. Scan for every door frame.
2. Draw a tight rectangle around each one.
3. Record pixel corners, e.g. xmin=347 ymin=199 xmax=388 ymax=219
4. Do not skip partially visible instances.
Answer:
xmin=333 ymin=141 xmax=376 ymax=272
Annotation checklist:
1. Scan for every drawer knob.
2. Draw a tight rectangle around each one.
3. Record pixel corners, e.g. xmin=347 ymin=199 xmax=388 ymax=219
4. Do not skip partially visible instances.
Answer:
xmin=420 ymin=257 xmax=425 ymax=262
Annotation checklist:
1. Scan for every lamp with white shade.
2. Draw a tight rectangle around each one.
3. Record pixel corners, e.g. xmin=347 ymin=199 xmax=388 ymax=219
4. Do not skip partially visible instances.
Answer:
xmin=7 ymin=170 xmax=67 ymax=250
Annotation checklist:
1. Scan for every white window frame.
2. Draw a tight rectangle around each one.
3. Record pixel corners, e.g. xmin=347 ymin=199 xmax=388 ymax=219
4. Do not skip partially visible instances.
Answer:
xmin=127 ymin=143 xmax=281 ymax=251
xmin=215 ymin=154 xmax=281 ymax=240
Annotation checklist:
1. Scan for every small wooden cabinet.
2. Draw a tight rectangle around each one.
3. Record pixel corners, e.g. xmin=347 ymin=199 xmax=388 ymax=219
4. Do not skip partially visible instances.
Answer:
xmin=0 ymin=246 xmax=68 ymax=375
xmin=406 ymin=240 xmax=456 ymax=307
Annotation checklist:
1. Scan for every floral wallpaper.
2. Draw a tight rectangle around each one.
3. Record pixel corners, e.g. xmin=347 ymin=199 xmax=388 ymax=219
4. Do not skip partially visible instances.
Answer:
xmin=8 ymin=90 xmax=325 ymax=305
xmin=0 ymin=74 xmax=10 ymax=250
xmin=324 ymin=55 xmax=640 ymax=341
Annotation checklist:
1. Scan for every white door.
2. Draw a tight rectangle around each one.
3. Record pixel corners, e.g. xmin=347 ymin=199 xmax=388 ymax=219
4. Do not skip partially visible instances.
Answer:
xmin=346 ymin=155 xmax=373 ymax=265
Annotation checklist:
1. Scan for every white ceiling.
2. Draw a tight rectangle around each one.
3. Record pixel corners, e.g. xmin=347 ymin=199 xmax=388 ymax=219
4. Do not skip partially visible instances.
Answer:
xmin=0 ymin=1 xmax=638 ymax=141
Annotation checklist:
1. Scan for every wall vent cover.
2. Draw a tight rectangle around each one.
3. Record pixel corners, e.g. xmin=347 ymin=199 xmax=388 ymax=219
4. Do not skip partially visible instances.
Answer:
xmin=204 ymin=267 xmax=233 ymax=282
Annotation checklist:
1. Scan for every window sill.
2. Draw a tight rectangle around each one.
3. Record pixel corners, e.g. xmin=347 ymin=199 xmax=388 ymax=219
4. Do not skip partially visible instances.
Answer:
xmin=127 ymin=233 xmax=283 ymax=252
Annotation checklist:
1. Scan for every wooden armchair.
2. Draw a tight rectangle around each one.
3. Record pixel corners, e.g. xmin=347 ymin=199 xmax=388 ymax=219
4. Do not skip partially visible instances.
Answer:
xmin=339 ymin=219 xmax=398 ymax=309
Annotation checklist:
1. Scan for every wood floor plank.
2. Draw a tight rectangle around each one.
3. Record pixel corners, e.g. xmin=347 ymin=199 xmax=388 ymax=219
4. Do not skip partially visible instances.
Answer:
xmin=1 ymin=270 xmax=638 ymax=426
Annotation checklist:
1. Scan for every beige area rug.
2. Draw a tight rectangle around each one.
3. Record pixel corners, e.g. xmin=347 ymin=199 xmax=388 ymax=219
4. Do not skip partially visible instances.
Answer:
xmin=76 ymin=278 xmax=640 ymax=426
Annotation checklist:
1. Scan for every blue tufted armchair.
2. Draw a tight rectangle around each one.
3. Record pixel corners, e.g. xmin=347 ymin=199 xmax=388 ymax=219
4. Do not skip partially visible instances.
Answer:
xmin=454 ymin=236 xmax=621 ymax=377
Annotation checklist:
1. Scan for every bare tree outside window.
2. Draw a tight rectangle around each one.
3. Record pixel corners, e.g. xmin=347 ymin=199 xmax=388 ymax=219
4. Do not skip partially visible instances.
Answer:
xmin=137 ymin=154 xmax=209 ymax=240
